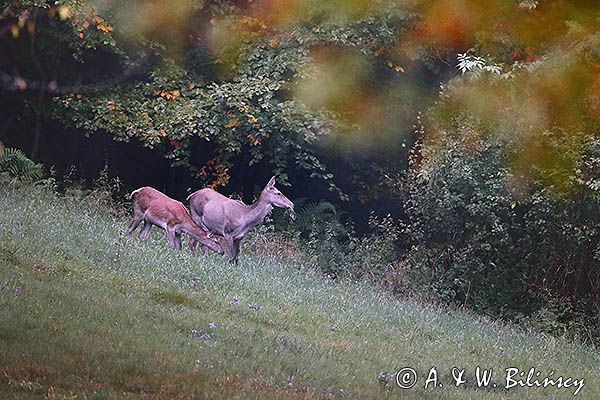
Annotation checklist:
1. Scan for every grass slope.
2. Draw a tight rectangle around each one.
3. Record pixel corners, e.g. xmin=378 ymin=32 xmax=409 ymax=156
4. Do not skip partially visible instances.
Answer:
xmin=0 ymin=185 xmax=598 ymax=399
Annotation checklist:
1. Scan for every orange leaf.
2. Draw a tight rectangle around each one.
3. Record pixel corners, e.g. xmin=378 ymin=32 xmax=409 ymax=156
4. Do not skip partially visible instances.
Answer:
xmin=154 ymin=89 xmax=181 ymax=100
xmin=247 ymin=134 xmax=261 ymax=145
xmin=97 ymin=22 xmax=113 ymax=33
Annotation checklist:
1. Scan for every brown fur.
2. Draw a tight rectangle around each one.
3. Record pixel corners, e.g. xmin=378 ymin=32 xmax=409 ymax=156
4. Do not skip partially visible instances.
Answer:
xmin=127 ymin=187 xmax=222 ymax=254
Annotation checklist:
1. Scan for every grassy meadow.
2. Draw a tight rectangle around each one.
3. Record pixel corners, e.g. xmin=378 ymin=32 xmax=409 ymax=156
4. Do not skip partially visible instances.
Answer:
xmin=0 ymin=184 xmax=598 ymax=399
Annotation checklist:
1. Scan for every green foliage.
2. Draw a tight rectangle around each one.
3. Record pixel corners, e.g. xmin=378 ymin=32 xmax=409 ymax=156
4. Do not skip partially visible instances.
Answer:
xmin=268 ymin=198 xmax=355 ymax=277
xmin=0 ymin=147 xmax=43 ymax=182
xmin=0 ymin=0 xmax=412 ymax=197
xmin=265 ymin=199 xmax=402 ymax=282
xmin=284 ymin=198 xmax=341 ymax=235
xmin=402 ymin=126 xmax=600 ymax=341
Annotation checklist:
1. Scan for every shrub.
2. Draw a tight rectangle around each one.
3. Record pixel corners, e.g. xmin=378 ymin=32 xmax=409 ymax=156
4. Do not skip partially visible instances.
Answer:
xmin=249 ymin=200 xmax=404 ymax=286
xmin=402 ymin=128 xmax=600 ymax=341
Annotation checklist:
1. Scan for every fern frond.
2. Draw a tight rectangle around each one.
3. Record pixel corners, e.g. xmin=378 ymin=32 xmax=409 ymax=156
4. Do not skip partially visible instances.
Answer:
xmin=0 ymin=148 xmax=43 ymax=182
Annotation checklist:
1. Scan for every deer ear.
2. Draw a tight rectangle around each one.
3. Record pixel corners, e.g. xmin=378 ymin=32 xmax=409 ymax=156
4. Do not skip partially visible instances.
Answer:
xmin=267 ymin=176 xmax=276 ymax=187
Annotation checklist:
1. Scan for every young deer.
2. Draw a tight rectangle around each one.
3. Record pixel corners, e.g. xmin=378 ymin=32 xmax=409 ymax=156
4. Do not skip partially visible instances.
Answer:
xmin=187 ymin=176 xmax=294 ymax=264
xmin=127 ymin=186 xmax=222 ymax=254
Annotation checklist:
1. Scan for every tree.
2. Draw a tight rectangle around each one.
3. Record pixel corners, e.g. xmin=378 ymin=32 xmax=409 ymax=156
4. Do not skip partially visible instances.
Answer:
xmin=0 ymin=0 xmax=414 ymax=200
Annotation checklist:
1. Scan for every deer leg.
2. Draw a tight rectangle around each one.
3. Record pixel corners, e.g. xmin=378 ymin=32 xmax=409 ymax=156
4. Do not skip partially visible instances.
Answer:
xmin=223 ymin=235 xmax=236 ymax=264
xmin=139 ymin=221 xmax=152 ymax=239
xmin=233 ymin=239 xmax=242 ymax=264
xmin=174 ymin=232 xmax=182 ymax=250
xmin=166 ymin=227 xmax=178 ymax=249
xmin=189 ymin=238 xmax=198 ymax=254
xmin=126 ymin=214 xmax=143 ymax=236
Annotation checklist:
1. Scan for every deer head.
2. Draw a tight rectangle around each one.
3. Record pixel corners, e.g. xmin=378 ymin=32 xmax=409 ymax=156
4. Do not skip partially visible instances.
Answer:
xmin=261 ymin=176 xmax=294 ymax=210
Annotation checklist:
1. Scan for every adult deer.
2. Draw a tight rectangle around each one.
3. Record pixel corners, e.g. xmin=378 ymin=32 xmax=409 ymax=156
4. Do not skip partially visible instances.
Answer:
xmin=127 ymin=186 xmax=222 ymax=254
xmin=187 ymin=176 xmax=294 ymax=264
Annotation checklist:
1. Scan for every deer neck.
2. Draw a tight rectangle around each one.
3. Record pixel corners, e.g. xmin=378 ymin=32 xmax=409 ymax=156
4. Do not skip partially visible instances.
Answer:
xmin=244 ymin=195 xmax=272 ymax=229
xmin=177 ymin=214 xmax=204 ymax=239
xmin=181 ymin=223 xmax=201 ymax=238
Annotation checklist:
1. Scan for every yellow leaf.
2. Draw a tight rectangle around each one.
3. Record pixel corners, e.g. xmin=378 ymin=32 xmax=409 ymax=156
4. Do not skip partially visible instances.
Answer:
xmin=57 ymin=5 xmax=71 ymax=21
xmin=10 ymin=25 xmax=19 ymax=39
xmin=225 ymin=117 xmax=241 ymax=129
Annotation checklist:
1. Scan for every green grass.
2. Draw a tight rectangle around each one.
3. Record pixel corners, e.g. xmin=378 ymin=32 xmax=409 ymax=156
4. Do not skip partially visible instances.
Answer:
xmin=0 ymin=184 xmax=598 ymax=399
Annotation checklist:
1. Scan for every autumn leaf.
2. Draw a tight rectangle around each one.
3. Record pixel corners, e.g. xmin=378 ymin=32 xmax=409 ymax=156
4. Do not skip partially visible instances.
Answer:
xmin=224 ymin=117 xmax=241 ymax=129
xmin=106 ymin=100 xmax=120 ymax=112
xmin=97 ymin=22 xmax=113 ymax=33
xmin=92 ymin=16 xmax=113 ymax=33
xmin=385 ymin=60 xmax=404 ymax=73
xmin=247 ymin=134 xmax=261 ymax=145
xmin=57 ymin=5 xmax=71 ymax=21
xmin=10 ymin=25 xmax=19 ymax=39
xmin=154 ymin=89 xmax=181 ymax=100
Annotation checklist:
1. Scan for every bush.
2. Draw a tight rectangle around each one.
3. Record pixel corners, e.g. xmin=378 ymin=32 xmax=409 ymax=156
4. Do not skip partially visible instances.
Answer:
xmin=247 ymin=199 xmax=405 ymax=292
xmin=402 ymin=127 xmax=600 ymax=341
